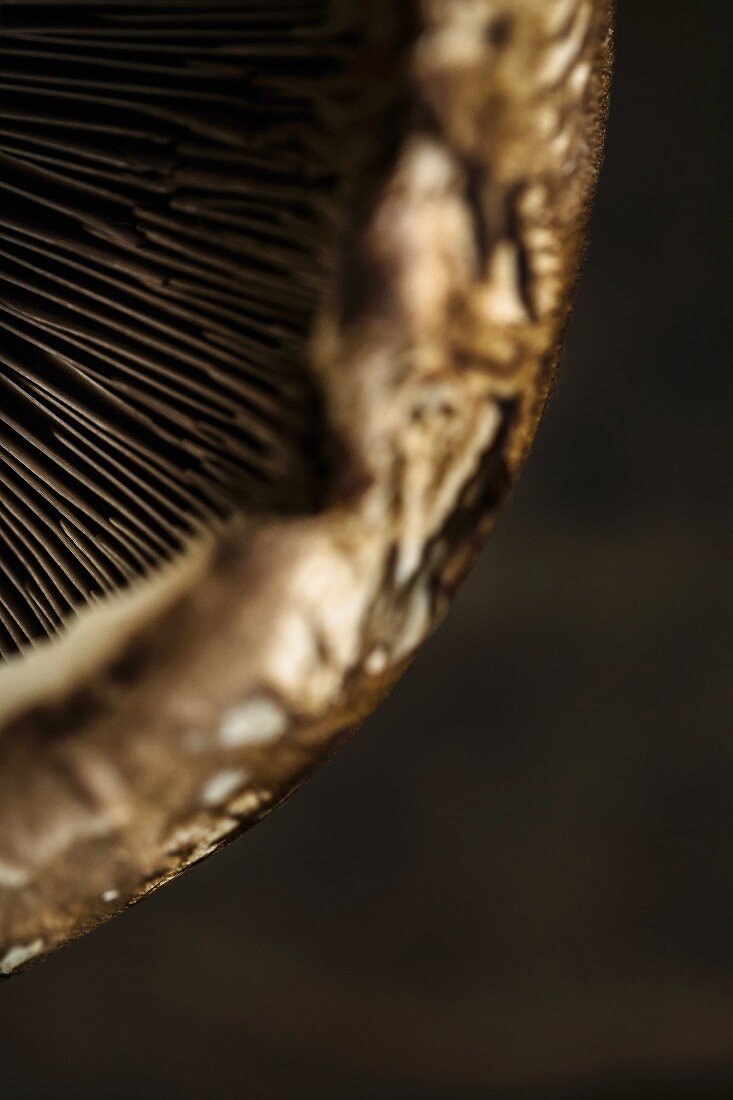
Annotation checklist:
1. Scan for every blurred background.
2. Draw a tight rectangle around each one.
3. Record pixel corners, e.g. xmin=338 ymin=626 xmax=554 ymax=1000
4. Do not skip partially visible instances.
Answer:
xmin=1 ymin=2 xmax=731 ymax=1096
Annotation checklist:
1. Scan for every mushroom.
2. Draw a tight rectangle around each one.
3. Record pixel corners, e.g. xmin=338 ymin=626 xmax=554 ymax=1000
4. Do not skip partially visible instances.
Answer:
xmin=0 ymin=0 xmax=613 ymax=977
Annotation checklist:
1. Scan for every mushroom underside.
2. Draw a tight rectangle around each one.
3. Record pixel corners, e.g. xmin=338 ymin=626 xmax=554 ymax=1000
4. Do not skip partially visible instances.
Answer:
xmin=0 ymin=0 xmax=612 ymax=976
xmin=0 ymin=0 xmax=394 ymax=659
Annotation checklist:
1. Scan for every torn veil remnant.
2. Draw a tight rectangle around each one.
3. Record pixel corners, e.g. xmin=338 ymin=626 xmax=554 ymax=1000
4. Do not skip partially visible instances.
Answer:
xmin=0 ymin=0 xmax=613 ymax=974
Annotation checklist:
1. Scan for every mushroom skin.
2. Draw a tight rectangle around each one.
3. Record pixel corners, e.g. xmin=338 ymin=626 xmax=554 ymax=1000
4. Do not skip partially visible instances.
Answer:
xmin=0 ymin=0 xmax=612 ymax=976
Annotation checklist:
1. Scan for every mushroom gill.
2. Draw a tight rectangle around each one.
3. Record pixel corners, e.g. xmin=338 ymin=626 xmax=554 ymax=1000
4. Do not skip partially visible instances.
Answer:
xmin=0 ymin=0 xmax=613 ymax=976
xmin=0 ymin=0 xmax=393 ymax=657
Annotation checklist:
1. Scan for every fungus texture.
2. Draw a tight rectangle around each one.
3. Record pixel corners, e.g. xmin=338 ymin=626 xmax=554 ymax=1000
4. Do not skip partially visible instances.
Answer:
xmin=0 ymin=0 xmax=386 ymax=655
xmin=0 ymin=0 xmax=613 ymax=974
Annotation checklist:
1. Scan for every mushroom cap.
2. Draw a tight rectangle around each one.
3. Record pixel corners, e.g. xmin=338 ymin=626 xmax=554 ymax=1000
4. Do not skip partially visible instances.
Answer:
xmin=0 ymin=0 xmax=613 ymax=977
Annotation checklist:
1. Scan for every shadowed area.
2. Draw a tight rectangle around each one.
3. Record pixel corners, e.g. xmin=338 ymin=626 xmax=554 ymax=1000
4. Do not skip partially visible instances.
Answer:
xmin=0 ymin=1 xmax=368 ymax=656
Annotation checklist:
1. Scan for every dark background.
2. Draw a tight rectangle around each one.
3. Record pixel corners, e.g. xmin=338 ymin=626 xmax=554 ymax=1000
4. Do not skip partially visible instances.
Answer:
xmin=1 ymin=2 xmax=731 ymax=1096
